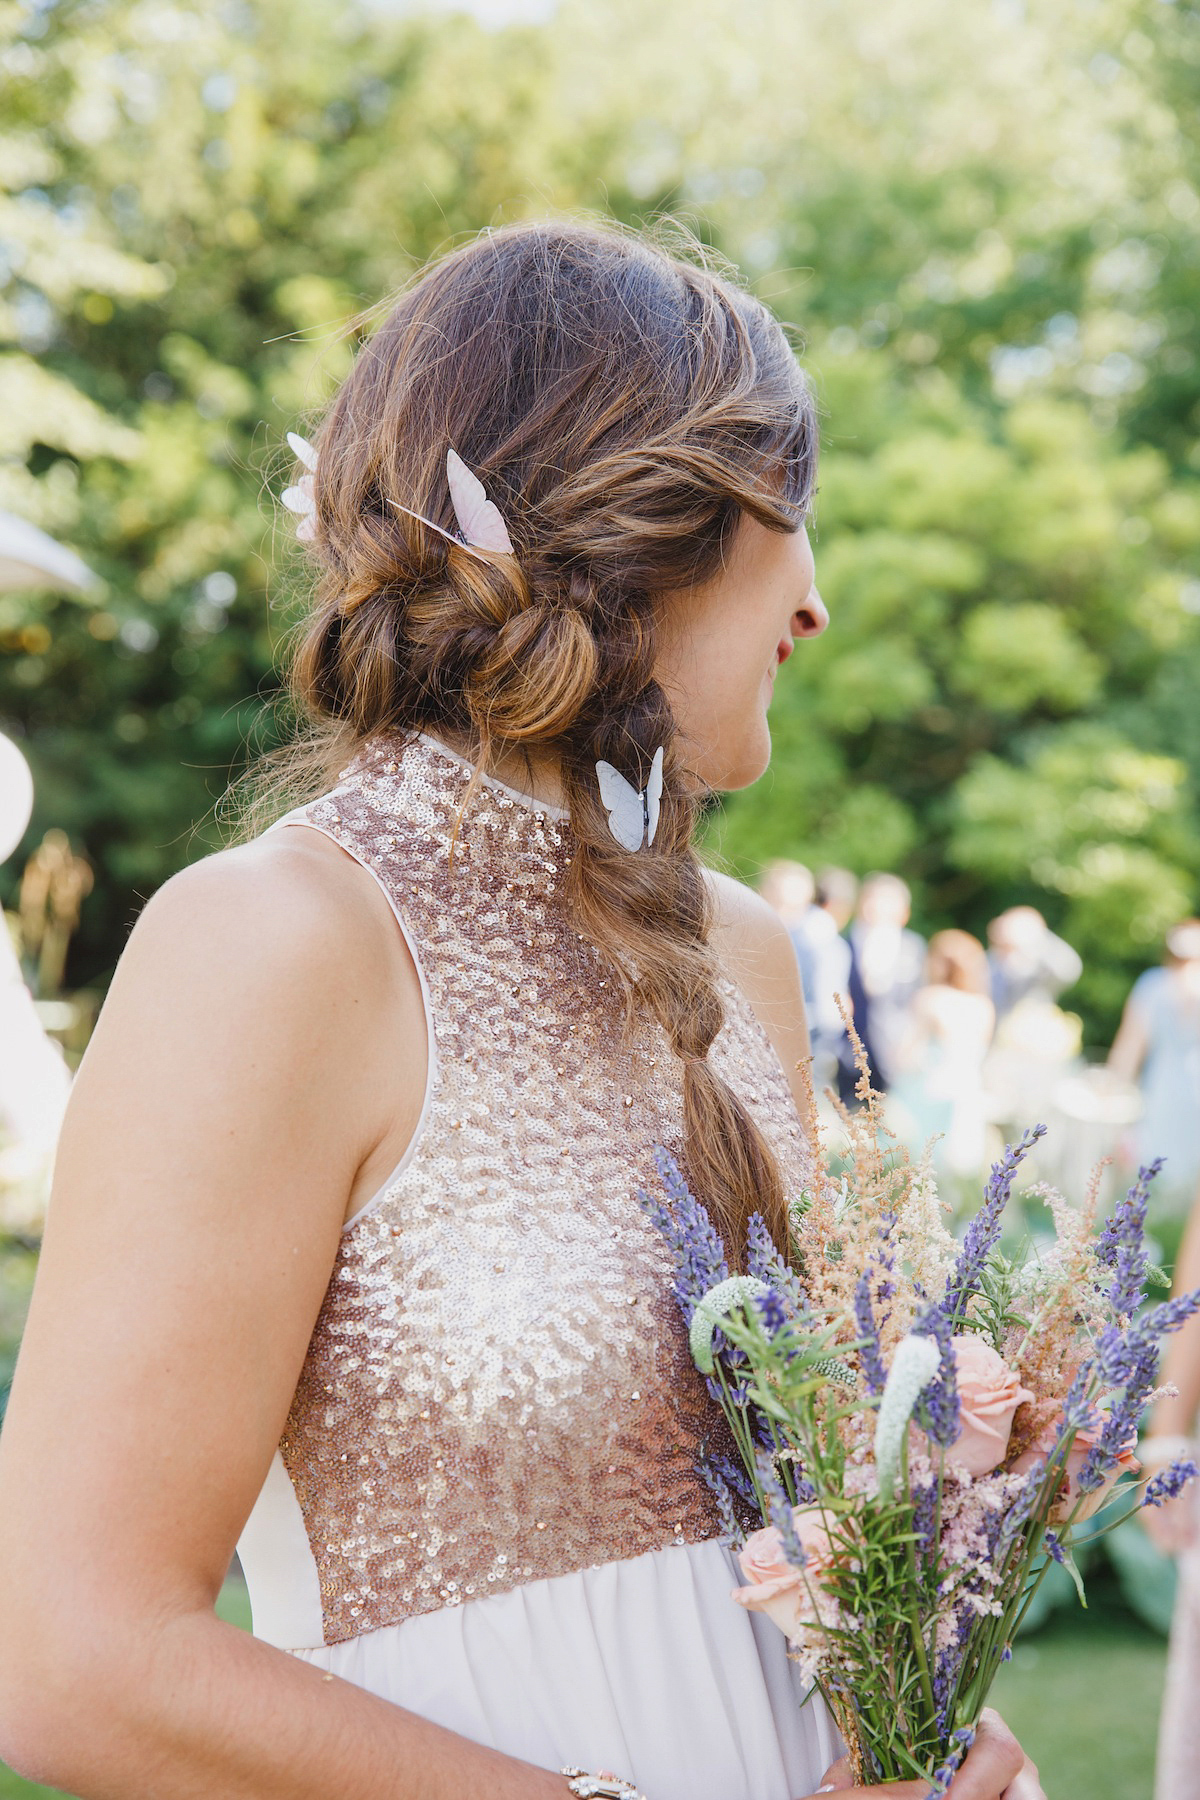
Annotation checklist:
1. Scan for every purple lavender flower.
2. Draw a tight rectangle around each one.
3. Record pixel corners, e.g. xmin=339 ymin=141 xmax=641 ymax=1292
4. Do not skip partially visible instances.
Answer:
xmin=754 ymin=1447 xmax=808 ymax=1566
xmin=913 ymin=1300 xmax=960 ymax=1450
xmin=998 ymin=1461 xmax=1044 ymax=1553
xmin=1088 ymin=1287 xmax=1200 ymax=1488
xmin=931 ymin=1649 xmax=955 ymax=1736
xmin=746 ymin=1211 xmax=807 ymax=1312
xmin=704 ymin=1450 xmax=758 ymax=1510
xmin=755 ymin=1287 xmax=789 ymax=1337
xmin=932 ymin=1607 xmax=974 ymax=1734
xmin=912 ymin=1475 xmax=938 ymax=1562
xmin=999 ymin=1369 xmax=1095 ymax=1547
xmin=1043 ymin=1530 xmax=1066 ymax=1564
xmin=698 ymin=1455 xmax=749 ymax=1545
xmin=1077 ymin=1406 xmax=1139 ymax=1497
xmin=640 ymin=1148 xmax=729 ymax=1323
xmin=942 ymin=1126 xmax=1045 ymax=1329
xmin=1009 ymin=1365 xmax=1098 ymax=1508
xmin=1143 ymin=1458 xmax=1200 ymax=1508
xmin=874 ymin=1204 xmax=898 ymax=1304
xmin=855 ymin=1271 xmax=888 ymax=1397
xmin=927 ymin=1726 xmax=976 ymax=1798
xmin=1096 ymin=1161 xmax=1163 ymax=1319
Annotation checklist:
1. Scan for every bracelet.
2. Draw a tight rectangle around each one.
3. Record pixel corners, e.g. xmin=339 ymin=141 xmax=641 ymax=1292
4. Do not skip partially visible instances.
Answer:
xmin=1138 ymin=1433 xmax=1195 ymax=1470
xmin=560 ymin=1768 xmax=647 ymax=1800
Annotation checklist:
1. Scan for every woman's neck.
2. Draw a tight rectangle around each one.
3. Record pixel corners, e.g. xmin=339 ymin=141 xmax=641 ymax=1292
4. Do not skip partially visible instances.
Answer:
xmin=423 ymin=727 xmax=568 ymax=814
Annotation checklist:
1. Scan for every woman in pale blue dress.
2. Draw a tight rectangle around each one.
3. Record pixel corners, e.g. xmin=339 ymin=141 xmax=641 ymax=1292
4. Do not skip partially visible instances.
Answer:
xmin=1109 ymin=919 xmax=1200 ymax=1201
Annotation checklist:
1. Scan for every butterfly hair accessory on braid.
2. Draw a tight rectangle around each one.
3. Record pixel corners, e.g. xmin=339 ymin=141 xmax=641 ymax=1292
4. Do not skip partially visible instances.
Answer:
xmin=389 ymin=447 xmax=514 ymax=559
xmin=595 ymin=746 xmax=665 ymax=853
xmin=281 ymin=434 xmax=514 ymax=562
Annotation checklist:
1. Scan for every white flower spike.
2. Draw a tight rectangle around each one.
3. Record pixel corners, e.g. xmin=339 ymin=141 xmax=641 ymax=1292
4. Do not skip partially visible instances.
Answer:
xmin=688 ymin=1275 xmax=770 ymax=1375
xmin=282 ymin=432 xmax=318 ymax=542
xmin=874 ymin=1332 xmax=941 ymax=1500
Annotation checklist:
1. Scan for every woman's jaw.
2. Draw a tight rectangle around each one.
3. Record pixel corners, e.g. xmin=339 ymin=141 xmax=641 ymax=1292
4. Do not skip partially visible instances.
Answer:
xmin=655 ymin=516 xmax=826 ymax=793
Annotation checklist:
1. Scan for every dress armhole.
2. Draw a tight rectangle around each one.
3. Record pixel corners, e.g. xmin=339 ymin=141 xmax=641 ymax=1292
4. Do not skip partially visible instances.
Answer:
xmin=265 ymin=810 xmax=438 ymax=1235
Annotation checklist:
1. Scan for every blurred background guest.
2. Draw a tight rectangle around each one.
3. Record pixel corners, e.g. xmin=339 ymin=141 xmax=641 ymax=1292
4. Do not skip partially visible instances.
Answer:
xmin=988 ymin=905 xmax=1083 ymax=1022
xmin=1108 ymin=919 xmax=1200 ymax=1206
xmin=843 ymin=871 xmax=925 ymax=1100
xmin=758 ymin=858 xmax=818 ymax=1000
xmin=757 ymin=861 xmax=859 ymax=1097
xmin=984 ymin=906 xmax=1087 ymax=1170
xmin=887 ymin=929 xmax=995 ymax=1181
xmin=1137 ymin=1168 xmax=1200 ymax=1798
xmin=807 ymin=867 xmax=858 ymax=1092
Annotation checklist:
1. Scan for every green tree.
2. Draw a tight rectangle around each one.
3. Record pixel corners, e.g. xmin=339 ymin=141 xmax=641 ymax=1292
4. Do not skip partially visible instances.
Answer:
xmin=2 ymin=0 xmax=1198 ymax=1046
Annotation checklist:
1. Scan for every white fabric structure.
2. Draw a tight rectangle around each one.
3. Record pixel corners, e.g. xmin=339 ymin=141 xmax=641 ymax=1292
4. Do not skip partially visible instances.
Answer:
xmin=0 ymin=732 xmax=71 ymax=1221
xmin=0 ymin=512 xmax=95 ymax=594
xmin=241 ymin=1492 xmax=839 ymax=1800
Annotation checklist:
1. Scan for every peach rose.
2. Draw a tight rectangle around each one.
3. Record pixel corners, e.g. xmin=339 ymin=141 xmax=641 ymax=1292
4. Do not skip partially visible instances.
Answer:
xmin=1012 ymin=1410 xmax=1139 ymax=1521
xmin=731 ymin=1508 xmax=837 ymax=1641
xmin=944 ymin=1336 xmax=1035 ymax=1477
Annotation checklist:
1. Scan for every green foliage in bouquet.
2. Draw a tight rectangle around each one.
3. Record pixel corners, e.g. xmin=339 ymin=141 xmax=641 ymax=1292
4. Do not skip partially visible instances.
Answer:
xmin=642 ymin=1061 xmax=1200 ymax=1792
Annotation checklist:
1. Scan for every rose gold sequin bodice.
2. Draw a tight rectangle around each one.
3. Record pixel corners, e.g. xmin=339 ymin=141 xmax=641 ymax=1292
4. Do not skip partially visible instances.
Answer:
xmin=277 ymin=732 xmax=812 ymax=1645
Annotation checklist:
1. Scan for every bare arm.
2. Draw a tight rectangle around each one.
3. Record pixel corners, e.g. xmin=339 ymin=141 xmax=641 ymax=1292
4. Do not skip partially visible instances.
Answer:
xmin=1149 ymin=1182 xmax=1200 ymax=1442
xmin=0 ymin=838 xmax=567 ymax=1800
xmin=1106 ymin=991 xmax=1149 ymax=1084
xmin=1140 ymin=1174 xmax=1200 ymax=1554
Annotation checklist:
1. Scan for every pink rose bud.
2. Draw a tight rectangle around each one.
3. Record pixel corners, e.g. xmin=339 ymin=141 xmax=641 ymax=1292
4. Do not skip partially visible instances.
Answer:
xmin=731 ymin=1509 xmax=838 ymax=1641
xmin=944 ymin=1335 xmax=1035 ymax=1477
xmin=1011 ymin=1407 xmax=1140 ymax=1521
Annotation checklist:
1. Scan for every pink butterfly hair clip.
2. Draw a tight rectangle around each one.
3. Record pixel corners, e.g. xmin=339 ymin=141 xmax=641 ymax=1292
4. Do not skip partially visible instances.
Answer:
xmin=281 ymin=436 xmax=514 ymax=564
xmin=389 ymin=447 xmax=515 ymax=560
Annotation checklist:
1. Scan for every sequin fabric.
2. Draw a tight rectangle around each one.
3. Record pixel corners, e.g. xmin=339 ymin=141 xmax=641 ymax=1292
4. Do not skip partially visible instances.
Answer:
xmin=278 ymin=732 xmax=814 ymax=1646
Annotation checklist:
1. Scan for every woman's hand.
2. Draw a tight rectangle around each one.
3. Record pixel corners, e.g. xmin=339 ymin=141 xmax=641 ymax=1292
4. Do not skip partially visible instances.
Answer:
xmin=809 ymin=1709 xmax=1043 ymax=1798
xmin=1141 ymin=1487 xmax=1197 ymax=1556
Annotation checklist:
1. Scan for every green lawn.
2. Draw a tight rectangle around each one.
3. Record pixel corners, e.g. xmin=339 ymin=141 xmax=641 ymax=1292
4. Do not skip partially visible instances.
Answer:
xmin=991 ymin=1585 xmax=1165 ymax=1800
xmin=0 ymin=1576 xmax=1165 ymax=1799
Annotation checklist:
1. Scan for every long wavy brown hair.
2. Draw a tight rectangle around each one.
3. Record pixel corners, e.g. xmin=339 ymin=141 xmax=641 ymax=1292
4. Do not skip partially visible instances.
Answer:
xmin=247 ymin=218 xmax=818 ymax=1258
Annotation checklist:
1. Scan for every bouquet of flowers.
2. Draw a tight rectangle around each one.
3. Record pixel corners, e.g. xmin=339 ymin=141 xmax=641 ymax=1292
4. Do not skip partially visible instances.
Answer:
xmin=642 ymin=1066 xmax=1200 ymax=1794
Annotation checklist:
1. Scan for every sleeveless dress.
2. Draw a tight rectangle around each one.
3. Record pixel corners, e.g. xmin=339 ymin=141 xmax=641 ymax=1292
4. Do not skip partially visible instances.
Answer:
xmin=1126 ymin=965 xmax=1200 ymax=1201
xmin=236 ymin=731 xmax=841 ymax=1800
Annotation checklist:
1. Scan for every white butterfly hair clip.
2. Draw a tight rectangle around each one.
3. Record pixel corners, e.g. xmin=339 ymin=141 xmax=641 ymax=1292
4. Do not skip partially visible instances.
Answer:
xmin=595 ymin=746 xmax=665 ymax=853
xmin=389 ymin=447 xmax=514 ymax=560
xmin=281 ymin=431 xmax=318 ymax=541
xmin=281 ymin=435 xmax=515 ymax=563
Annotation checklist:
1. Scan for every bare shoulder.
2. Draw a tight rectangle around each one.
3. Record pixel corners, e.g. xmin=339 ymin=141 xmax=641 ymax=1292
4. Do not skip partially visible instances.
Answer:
xmin=705 ymin=866 xmax=800 ymax=997
xmin=80 ymin=823 xmax=425 ymax=1201
xmin=134 ymin=823 xmax=382 ymax=963
xmin=119 ymin=822 xmax=411 ymax=1030
xmin=708 ymin=864 xmax=791 ymax=964
xmin=703 ymin=866 xmax=812 ymax=1116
